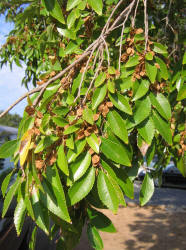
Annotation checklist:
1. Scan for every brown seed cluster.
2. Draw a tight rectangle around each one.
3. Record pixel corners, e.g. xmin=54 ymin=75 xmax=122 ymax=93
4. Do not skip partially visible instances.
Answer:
xmin=98 ymin=101 xmax=113 ymax=117
xmin=77 ymin=122 xmax=99 ymax=140
xmin=178 ymin=130 xmax=186 ymax=156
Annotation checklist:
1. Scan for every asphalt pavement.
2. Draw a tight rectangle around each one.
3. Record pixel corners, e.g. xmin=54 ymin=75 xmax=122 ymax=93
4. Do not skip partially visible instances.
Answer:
xmin=126 ymin=181 xmax=186 ymax=210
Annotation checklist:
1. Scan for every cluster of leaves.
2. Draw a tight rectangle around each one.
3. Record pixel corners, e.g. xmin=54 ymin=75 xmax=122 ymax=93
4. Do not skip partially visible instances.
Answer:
xmin=0 ymin=0 xmax=185 ymax=249
xmin=0 ymin=110 xmax=22 ymax=128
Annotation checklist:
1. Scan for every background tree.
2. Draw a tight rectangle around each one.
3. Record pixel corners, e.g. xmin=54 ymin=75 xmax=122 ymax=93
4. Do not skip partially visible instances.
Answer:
xmin=0 ymin=0 xmax=185 ymax=249
xmin=0 ymin=111 xmax=22 ymax=127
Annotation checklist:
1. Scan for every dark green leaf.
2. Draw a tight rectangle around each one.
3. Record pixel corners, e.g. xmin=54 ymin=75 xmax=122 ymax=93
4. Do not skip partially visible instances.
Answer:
xmin=1 ymin=170 xmax=13 ymax=198
xmin=125 ymin=55 xmax=139 ymax=68
xmin=133 ymin=96 xmax=151 ymax=126
xmin=87 ymin=224 xmax=103 ymax=250
xmin=67 ymin=139 xmax=86 ymax=163
xmin=107 ymin=110 xmax=128 ymax=144
xmin=109 ymin=93 xmax=132 ymax=115
xmin=2 ymin=176 xmax=21 ymax=217
xmin=149 ymin=93 xmax=171 ymax=121
xmin=87 ymin=0 xmax=103 ymax=15
xmin=97 ymin=171 xmax=119 ymax=213
xmin=70 ymin=152 xmax=91 ymax=181
xmin=57 ymin=145 xmax=69 ymax=176
xmin=140 ymin=173 xmax=154 ymax=206
xmin=14 ymin=198 xmax=26 ymax=236
xmin=43 ymin=0 xmax=65 ymax=24
xmin=152 ymin=110 xmax=172 ymax=145
xmin=86 ymin=133 xmax=100 ymax=154
xmin=155 ymin=57 xmax=168 ymax=80
xmin=101 ymin=137 xmax=131 ymax=166
xmin=83 ymin=108 xmax=94 ymax=125
xmin=67 ymin=0 xmax=82 ymax=11
xmin=95 ymin=72 xmax=106 ymax=87
xmin=68 ymin=167 xmax=95 ymax=205
xmin=132 ymin=79 xmax=149 ymax=101
xmin=87 ymin=207 xmax=116 ymax=233
xmin=92 ymin=85 xmax=107 ymax=110
xmin=0 ymin=140 xmax=18 ymax=158
xmin=138 ymin=117 xmax=155 ymax=145
xmin=145 ymin=62 xmax=157 ymax=83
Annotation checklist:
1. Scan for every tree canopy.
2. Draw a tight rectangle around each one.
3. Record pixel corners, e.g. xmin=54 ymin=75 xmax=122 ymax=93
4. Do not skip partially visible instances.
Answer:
xmin=0 ymin=0 xmax=185 ymax=249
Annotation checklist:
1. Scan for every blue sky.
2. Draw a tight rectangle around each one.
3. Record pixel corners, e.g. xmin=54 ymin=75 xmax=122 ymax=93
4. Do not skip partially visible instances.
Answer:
xmin=0 ymin=15 xmax=27 ymax=116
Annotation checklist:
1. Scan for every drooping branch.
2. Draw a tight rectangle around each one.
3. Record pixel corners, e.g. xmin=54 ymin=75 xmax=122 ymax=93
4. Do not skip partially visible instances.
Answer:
xmin=0 ymin=1 xmax=137 ymax=118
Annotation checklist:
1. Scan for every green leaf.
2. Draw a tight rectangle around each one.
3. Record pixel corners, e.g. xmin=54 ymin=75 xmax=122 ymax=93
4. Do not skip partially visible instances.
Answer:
xmin=155 ymin=57 xmax=168 ymax=80
xmin=177 ymin=84 xmax=186 ymax=101
xmin=107 ymin=110 xmax=128 ymax=144
xmin=67 ymin=139 xmax=86 ymax=163
xmin=57 ymin=145 xmax=69 ymax=176
xmin=87 ymin=224 xmax=103 ymax=250
xmin=177 ymin=157 xmax=186 ymax=178
xmin=14 ymin=198 xmax=26 ymax=236
xmin=43 ymin=0 xmax=65 ymax=24
xmin=125 ymin=55 xmax=139 ymax=68
xmin=46 ymin=166 xmax=70 ymax=222
xmin=52 ymin=117 xmax=68 ymax=127
xmin=133 ymin=96 xmax=151 ymax=126
xmin=1 ymin=171 xmax=13 ymax=198
xmin=83 ymin=108 xmax=94 ymax=125
xmin=109 ymin=93 xmax=132 ymax=115
xmin=95 ymin=72 xmax=106 ymax=87
xmin=145 ymin=61 xmax=157 ymax=83
xmin=153 ymin=42 xmax=168 ymax=56
xmin=86 ymin=133 xmax=100 ymax=154
xmin=145 ymin=52 xmax=153 ymax=61
xmin=149 ymin=93 xmax=171 ymax=121
xmin=114 ymin=168 xmax=134 ymax=199
xmin=67 ymin=9 xmax=79 ymax=29
xmin=68 ymin=167 xmax=95 ymax=205
xmin=138 ymin=117 xmax=155 ymax=145
xmin=87 ymin=207 xmax=116 ymax=233
xmin=34 ymin=136 xmax=58 ymax=153
xmin=66 ymin=134 xmax=74 ymax=150
xmin=0 ymin=140 xmax=18 ymax=158
xmin=97 ymin=171 xmax=119 ymax=213
xmin=31 ymin=186 xmax=49 ymax=235
xmin=57 ymin=28 xmax=76 ymax=40
xmin=87 ymin=0 xmax=103 ymax=15
xmin=92 ymin=85 xmax=107 ymax=110
xmin=101 ymin=137 xmax=131 ymax=166
xmin=183 ymin=51 xmax=186 ymax=64
xmin=108 ymin=66 xmax=116 ymax=75
xmin=2 ymin=176 xmax=21 ymax=217
xmin=67 ymin=0 xmax=82 ymax=11
xmin=140 ymin=173 xmax=154 ymax=206
xmin=40 ymin=178 xmax=70 ymax=222
xmin=152 ymin=110 xmax=172 ymax=145
xmin=63 ymin=124 xmax=80 ymax=135
xmin=29 ymin=227 xmax=37 ymax=250
xmin=132 ymin=79 xmax=149 ymax=101
xmin=107 ymin=174 xmax=126 ymax=206
xmin=70 ymin=152 xmax=91 ymax=181
xmin=107 ymin=80 xmax=115 ymax=93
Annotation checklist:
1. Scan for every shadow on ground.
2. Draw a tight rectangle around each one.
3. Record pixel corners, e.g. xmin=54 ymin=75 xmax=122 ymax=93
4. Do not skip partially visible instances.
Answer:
xmin=100 ymin=205 xmax=186 ymax=250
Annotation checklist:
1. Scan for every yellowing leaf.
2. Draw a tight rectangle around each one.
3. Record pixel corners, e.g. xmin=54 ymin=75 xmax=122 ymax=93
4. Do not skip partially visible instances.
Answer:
xmin=19 ymin=131 xmax=32 ymax=167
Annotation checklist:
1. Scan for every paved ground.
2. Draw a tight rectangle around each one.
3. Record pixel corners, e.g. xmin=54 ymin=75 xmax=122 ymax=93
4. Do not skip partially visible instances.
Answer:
xmin=128 ymin=181 xmax=186 ymax=210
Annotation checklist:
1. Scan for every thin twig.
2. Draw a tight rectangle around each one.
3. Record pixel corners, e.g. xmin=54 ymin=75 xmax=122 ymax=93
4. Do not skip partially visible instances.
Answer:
xmin=73 ymin=45 xmax=97 ymax=104
xmin=101 ymin=35 xmax=110 ymax=67
xmin=82 ymin=48 xmax=104 ymax=105
xmin=131 ymin=0 xmax=140 ymax=28
xmin=102 ymin=0 xmax=124 ymax=34
xmin=108 ymin=0 xmax=136 ymax=33
xmin=143 ymin=0 xmax=148 ymax=53
xmin=118 ymin=1 xmax=135 ymax=71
